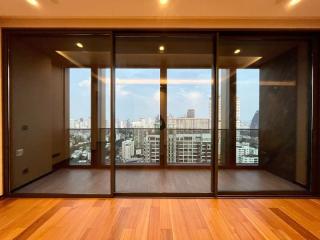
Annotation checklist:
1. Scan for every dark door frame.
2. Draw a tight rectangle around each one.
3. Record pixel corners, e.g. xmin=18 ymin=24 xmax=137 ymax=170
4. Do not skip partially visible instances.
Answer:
xmin=1 ymin=29 xmax=320 ymax=198
xmin=112 ymin=32 xmax=217 ymax=196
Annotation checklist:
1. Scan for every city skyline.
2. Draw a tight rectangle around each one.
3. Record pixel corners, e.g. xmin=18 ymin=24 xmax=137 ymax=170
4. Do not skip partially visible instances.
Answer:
xmin=69 ymin=68 xmax=259 ymax=125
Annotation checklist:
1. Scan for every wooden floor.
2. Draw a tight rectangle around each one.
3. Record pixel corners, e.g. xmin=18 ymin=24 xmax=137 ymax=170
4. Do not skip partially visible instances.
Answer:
xmin=0 ymin=198 xmax=320 ymax=239
xmin=14 ymin=169 xmax=305 ymax=194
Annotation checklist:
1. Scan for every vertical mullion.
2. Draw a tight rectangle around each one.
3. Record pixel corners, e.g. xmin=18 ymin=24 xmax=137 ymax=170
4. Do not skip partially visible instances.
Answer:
xmin=4 ymin=32 xmax=11 ymax=194
xmin=91 ymin=67 xmax=98 ymax=167
xmin=97 ymin=68 xmax=107 ymax=167
xmin=110 ymin=33 xmax=116 ymax=195
xmin=64 ymin=69 xmax=70 ymax=166
xmin=229 ymin=69 xmax=237 ymax=168
xmin=311 ymin=36 xmax=320 ymax=194
xmin=160 ymin=57 xmax=167 ymax=168
xmin=212 ymin=33 xmax=219 ymax=196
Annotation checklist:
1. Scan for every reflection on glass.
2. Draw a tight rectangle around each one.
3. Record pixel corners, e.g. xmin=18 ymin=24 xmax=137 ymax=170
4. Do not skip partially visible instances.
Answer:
xmin=69 ymin=68 xmax=91 ymax=165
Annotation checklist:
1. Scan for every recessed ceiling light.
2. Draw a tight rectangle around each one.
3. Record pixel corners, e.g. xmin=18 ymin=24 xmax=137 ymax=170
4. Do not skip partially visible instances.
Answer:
xmin=234 ymin=49 xmax=241 ymax=54
xmin=160 ymin=0 xmax=169 ymax=5
xmin=76 ymin=42 xmax=84 ymax=48
xmin=26 ymin=0 xmax=39 ymax=7
xmin=159 ymin=45 xmax=165 ymax=52
xmin=288 ymin=0 xmax=301 ymax=7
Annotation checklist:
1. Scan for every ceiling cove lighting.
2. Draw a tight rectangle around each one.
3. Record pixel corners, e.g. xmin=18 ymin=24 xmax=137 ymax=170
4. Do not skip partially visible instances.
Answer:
xmin=234 ymin=49 xmax=241 ymax=54
xmin=76 ymin=42 xmax=84 ymax=48
xmin=160 ymin=0 xmax=169 ymax=5
xmin=26 ymin=0 xmax=39 ymax=7
xmin=288 ymin=0 xmax=301 ymax=7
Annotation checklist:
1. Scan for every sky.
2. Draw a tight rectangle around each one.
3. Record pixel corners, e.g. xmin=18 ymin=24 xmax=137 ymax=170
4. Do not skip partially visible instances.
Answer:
xmin=236 ymin=69 xmax=260 ymax=123
xmin=69 ymin=68 xmax=259 ymax=124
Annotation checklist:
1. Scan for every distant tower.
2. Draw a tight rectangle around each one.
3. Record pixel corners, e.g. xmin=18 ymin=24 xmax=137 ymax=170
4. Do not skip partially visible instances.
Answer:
xmin=250 ymin=110 xmax=259 ymax=129
xmin=187 ymin=109 xmax=195 ymax=118
xmin=209 ymin=97 xmax=211 ymax=118
xmin=236 ymin=97 xmax=240 ymax=128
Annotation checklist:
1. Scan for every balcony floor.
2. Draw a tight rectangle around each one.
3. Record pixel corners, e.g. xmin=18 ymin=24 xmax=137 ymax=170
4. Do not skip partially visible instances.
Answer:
xmin=14 ymin=168 xmax=306 ymax=194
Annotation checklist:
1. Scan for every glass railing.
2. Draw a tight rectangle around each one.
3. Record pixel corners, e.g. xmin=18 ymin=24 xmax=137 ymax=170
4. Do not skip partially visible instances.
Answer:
xmin=167 ymin=128 xmax=211 ymax=165
xmin=69 ymin=129 xmax=91 ymax=166
xmin=218 ymin=129 xmax=259 ymax=166
xmin=115 ymin=128 xmax=160 ymax=165
xmin=236 ymin=129 xmax=259 ymax=166
xmin=218 ymin=129 xmax=228 ymax=166
xmin=68 ymin=128 xmax=259 ymax=166
xmin=99 ymin=128 xmax=110 ymax=165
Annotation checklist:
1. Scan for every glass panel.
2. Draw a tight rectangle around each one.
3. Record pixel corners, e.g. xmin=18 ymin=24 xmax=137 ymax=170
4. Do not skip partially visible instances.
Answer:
xmin=236 ymin=69 xmax=259 ymax=166
xmin=167 ymin=69 xmax=212 ymax=165
xmin=165 ymin=36 xmax=213 ymax=193
xmin=69 ymin=68 xmax=91 ymax=166
xmin=9 ymin=33 xmax=112 ymax=195
xmin=98 ymin=68 xmax=111 ymax=165
xmin=115 ymin=35 xmax=161 ymax=193
xmin=115 ymin=34 xmax=214 ymax=194
xmin=218 ymin=37 xmax=310 ymax=193
xmin=69 ymin=129 xmax=91 ymax=166
xmin=115 ymin=68 xmax=160 ymax=165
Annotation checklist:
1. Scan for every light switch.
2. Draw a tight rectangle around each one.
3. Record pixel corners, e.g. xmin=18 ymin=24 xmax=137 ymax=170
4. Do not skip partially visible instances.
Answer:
xmin=16 ymin=148 xmax=24 ymax=157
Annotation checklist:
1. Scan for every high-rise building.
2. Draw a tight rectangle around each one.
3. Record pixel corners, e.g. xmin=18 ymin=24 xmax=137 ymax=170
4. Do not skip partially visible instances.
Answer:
xmin=144 ymin=135 xmax=160 ymax=163
xmin=132 ymin=117 xmax=156 ymax=128
xmin=142 ymin=131 xmax=211 ymax=164
xmin=186 ymin=109 xmax=195 ymax=118
xmin=168 ymin=117 xmax=210 ymax=129
xmin=236 ymin=97 xmax=240 ymax=128
xmin=236 ymin=141 xmax=258 ymax=165
xmin=121 ymin=139 xmax=135 ymax=161
xmin=168 ymin=132 xmax=211 ymax=164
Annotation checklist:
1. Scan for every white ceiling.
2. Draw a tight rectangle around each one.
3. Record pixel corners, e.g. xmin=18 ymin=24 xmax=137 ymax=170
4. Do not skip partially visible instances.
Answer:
xmin=0 ymin=0 xmax=320 ymax=18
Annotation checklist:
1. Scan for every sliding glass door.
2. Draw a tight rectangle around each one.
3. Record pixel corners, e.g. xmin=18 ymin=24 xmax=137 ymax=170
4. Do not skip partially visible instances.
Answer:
xmin=8 ymin=32 xmax=112 ymax=195
xmin=6 ymin=30 xmax=313 ymax=197
xmin=217 ymin=36 xmax=311 ymax=194
xmin=69 ymin=68 xmax=92 ymax=166
xmin=114 ymin=34 xmax=215 ymax=194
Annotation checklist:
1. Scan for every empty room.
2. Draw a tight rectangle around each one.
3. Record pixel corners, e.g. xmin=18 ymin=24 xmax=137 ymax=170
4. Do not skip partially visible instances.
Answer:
xmin=0 ymin=0 xmax=320 ymax=239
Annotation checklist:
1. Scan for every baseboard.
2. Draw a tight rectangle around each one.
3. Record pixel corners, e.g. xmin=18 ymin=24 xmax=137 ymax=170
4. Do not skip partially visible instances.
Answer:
xmin=53 ymin=159 xmax=69 ymax=170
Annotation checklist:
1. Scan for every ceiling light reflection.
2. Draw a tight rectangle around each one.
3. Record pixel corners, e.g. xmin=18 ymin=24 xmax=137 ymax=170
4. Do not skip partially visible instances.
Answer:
xmin=288 ymin=0 xmax=301 ymax=7
xmin=26 ymin=0 xmax=39 ymax=7
xmin=160 ymin=0 xmax=169 ymax=5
